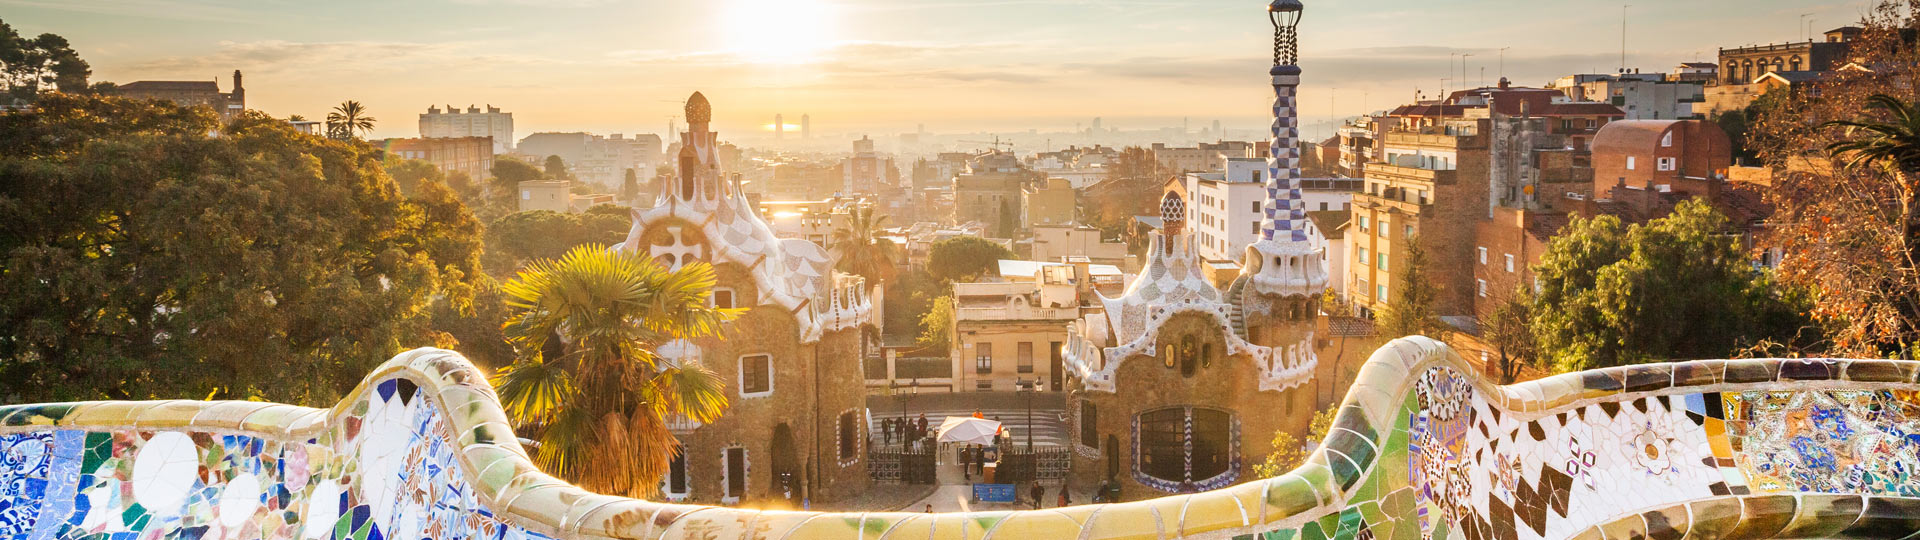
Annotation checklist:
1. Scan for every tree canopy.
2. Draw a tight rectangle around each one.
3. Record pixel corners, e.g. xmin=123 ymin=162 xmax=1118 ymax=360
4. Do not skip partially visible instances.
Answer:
xmin=483 ymin=209 xmax=631 ymax=277
xmin=0 ymin=20 xmax=91 ymax=104
xmin=1748 ymin=1 xmax=1920 ymax=358
xmin=0 ymin=94 xmax=482 ymax=404
xmin=1530 ymin=199 xmax=1814 ymax=371
xmin=1378 ymin=237 xmax=1449 ymax=341
xmin=925 ymin=235 xmax=1014 ymax=284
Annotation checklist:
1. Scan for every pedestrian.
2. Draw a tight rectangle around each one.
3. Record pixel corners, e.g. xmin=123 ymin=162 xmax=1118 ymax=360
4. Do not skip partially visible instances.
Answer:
xmin=1029 ymin=483 xmax=1044 ymax=510
xmin=1058 ymin=487 xmax=1070 ymax=508
xmin=925 ymin=504 xmax=933 ymax=513
xmin=883 ymin=419 xmax=893 ymax=445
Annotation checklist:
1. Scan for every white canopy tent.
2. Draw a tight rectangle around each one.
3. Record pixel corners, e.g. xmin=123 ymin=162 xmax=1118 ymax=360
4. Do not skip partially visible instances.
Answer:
xmin=935 ymin=416 xmax=1002 ymax=446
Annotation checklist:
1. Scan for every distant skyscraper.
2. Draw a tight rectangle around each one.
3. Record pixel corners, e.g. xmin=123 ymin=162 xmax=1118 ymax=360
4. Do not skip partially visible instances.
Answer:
xmin=419 ymin=104 xmax=513 ymax=153
xmin=775 ymin=114 xmax=785 ymax=139
xmin=1213 ymin=119 xmax=1222 ymax=139
xmin=801 ymin=114 xmax=811 ymax=138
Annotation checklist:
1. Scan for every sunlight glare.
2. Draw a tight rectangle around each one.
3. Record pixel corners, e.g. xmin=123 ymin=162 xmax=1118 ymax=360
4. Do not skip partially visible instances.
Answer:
xmin=724 ymin=0 xmax=836 ymax=64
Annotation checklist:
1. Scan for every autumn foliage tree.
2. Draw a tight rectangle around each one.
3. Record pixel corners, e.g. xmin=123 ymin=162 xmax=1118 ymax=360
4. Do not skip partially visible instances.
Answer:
xmin=1749 ymin=1 xmax=1920 ymax=358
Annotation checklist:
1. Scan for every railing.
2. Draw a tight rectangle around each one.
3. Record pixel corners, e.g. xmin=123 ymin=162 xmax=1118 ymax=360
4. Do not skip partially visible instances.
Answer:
xmin=868 ymin=446 xmax=937 ymax=484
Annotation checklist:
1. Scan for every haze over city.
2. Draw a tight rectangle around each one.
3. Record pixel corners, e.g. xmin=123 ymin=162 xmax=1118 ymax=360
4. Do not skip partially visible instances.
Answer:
xmin=9 ymin=1 xmax=1920 ymax=539
xmin=4 ymin=0 xmax=1869 ymax=139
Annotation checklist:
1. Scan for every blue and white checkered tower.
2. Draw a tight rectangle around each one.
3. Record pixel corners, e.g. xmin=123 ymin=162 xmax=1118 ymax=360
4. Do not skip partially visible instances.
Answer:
xmin=1245 ymin=0 xmax=1328 ymax=299
xmin=1259 ymin=0 xmax=1306 ymax=244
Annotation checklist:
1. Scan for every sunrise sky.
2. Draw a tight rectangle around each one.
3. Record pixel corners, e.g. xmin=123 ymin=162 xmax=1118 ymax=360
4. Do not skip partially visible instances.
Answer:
xmin=7 ymin=0 xmax=1873 ymax=141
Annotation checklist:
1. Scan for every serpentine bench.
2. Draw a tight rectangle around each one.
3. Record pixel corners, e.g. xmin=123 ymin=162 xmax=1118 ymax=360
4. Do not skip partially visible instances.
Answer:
xmin=4 ymin=336 xmax=1918 ymax=540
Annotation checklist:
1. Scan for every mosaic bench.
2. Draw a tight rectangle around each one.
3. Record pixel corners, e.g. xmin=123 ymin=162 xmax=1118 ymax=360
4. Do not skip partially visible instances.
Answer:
xmin=4 ymin=337 xmax=1920 ymax=540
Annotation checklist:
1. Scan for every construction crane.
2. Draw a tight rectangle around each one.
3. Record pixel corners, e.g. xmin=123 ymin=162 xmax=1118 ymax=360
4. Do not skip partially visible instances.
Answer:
xmin=958 ymin=135 xmax=1014 ymax=153
xmin=658 ymin=98 xmax=687 ymax=136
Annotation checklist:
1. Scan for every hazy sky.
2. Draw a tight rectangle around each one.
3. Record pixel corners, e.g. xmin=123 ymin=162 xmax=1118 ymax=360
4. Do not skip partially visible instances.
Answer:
xmin=5 ymin=0 xmax=1873 ymax=141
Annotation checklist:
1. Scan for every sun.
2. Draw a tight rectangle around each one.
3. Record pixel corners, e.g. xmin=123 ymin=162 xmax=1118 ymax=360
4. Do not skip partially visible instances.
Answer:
xmin=723 ymin=0 xmax=837 ymax=64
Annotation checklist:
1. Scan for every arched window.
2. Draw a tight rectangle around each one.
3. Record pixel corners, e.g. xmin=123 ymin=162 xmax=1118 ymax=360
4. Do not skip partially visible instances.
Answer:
xmin=1179 ymin=335 xmax=1198 ymax=377
xmin=1789 ymin=56 xmax=1802 ymax=71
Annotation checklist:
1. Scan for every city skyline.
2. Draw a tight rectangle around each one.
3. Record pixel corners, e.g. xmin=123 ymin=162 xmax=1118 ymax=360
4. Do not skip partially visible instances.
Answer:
xmin=7 ymin=0 xmax=1869 ymax=140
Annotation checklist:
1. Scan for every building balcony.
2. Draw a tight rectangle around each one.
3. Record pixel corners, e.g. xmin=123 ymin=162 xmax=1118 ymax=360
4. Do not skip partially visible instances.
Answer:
xmin=1352 ymin=191 xmax=1430 ymax=214
xmin=1384 ymin=130 xmax=1485 ymax=150
xmin=1365 ymin=163 xmax=1456 ymax=185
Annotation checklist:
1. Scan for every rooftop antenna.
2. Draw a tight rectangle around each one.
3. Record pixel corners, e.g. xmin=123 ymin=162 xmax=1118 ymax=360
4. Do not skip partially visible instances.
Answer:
xmin=1498 ymin=47 xmax=1511 ymax=79
xmin=1620 ymin=4 xmax=1631 ymax=73
xmin=1800 ymin=13 xmax=1814 ymax=41
xmin=1462 ymin=53 xmax=1474 ymax=89
xmin=1449 ymin=52 xmax=1460 ymax=95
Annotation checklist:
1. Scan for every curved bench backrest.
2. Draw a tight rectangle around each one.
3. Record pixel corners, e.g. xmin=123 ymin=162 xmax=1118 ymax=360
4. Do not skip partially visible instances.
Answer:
xmin=4 ymin=339 xmax=1920 ymax=540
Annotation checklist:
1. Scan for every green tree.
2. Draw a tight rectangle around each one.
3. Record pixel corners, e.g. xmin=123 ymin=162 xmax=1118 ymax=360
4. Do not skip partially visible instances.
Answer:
xmin=622 ymin=168 xmax=641 ymax=201
xmin=0 ymin=94 xmax=480 ymax=404
xmin=491 ymin=245 xmax=738 ymax=497
xmin=0 ymin=21 xmax=91 ymax=103
xmin=482 ymin=209 xmax=630 ymax=276
xmin=384 ymin=157 xmax=443 ymax=197
xmin=926 ymin=235 xmax=1013 ymax=284
xmin=544 ymin=155 xmax=571 ymax=180
xmin=884 ymin=269 xmax=941 ymax=341
xmin=1532 ymin=199 xmax=1814 ymax=371
xmin=831 ymin=206 xmax=900 ymax=288
xmin=325 ymin=100 xmax=375 ymax=140
xmin=1483 ymin=288 xmax=1539 ymax=384
xmin=1378 ymin=238 xmax=1448 ymax=340
xmin=918 ymin=296 xmax=955 ymax=354
xmin=1254 ymin=407 xmax=1335 ymax=478
xmin=492 ymin=156 xmax=544 ymax=190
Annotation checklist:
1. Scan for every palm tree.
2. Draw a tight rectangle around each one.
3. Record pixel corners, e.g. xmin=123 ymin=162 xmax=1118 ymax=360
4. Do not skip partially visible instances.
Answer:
xmin=491 ymin=245 xmax=740 ymax=497
xmin=830 ymin=205 xmax=901 ymax=288
xmin=325 ymin=100 xmax=376 ymax=140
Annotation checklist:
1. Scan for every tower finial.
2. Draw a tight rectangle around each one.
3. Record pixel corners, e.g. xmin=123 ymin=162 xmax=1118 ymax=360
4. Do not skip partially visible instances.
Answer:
xmin=1268 ymin=0 xmax=1304 ymax=66
xmin=685 ymin=92 xmax=711 ymax=124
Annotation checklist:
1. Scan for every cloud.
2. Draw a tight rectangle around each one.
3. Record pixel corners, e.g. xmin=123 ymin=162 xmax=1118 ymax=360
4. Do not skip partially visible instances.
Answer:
xmin=125 ymin=39 xmax=545 ymax=77
xmin=0 ymin=0 xmax=255 ymax=23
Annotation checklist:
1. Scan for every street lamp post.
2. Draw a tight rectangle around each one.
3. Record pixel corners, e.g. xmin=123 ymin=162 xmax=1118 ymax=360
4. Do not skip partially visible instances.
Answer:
xmin=1020 ymin=378 xmax=1034 ymax=453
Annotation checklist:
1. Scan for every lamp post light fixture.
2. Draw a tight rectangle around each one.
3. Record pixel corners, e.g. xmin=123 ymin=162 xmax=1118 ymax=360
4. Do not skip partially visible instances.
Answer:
xmin=1269 ymin=0 xmax=1304 ymax=66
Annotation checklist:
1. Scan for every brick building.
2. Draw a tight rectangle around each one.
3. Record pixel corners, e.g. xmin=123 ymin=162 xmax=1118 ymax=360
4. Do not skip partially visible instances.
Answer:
xmin=620 ymin=92 xmax=874 ymax=506
xmin=381 ymin=136 xmax=495 ymax=181
xmin=112 ymin=70 xmax=245 ymax=121
xmin=1468 ymin=119 xmax=1756 ymax=322
xmin=1344 ymin=80 xmax=1622 ymax=317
